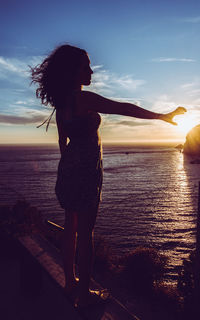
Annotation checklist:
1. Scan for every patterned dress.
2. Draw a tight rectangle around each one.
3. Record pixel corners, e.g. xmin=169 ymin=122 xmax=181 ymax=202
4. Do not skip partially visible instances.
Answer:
xmin=55 ymin=110 xmax=103 ymax=212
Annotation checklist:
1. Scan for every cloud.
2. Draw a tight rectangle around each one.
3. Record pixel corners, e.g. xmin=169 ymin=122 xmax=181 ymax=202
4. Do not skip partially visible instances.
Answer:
xmin=181 ymin=82 xmax=196 ymax=89
xmin=0 ymin=57 xmax=22 ymax=73
xmin=0 ymin=55 xmax=43 ymax=80
xmin=0 ymin=56 xmax=36 ymax=77
xmin=86 ymin=66 xmax=146 ymax=96
xmin=180 ymin=16 xmax=200 ymax=23
xmin=180 ymin=79 xmax=200 ymax=102
xmin=113 ymin=75 xmax=145 ymax=90
xmin=0 ymin=56 xmax=35 ymax=95
xmin=100 ymin=114 xmax=153 ymax=140
xmin=150 ymin=94 xmax=177 ymax=113
xmin=117 ymin=120 xmax=151 ymax=127
xmin=187 ymin=89 xmax=200 ymax=97
xmin=188 ymin=105 xmax=200 ymax=112
xmin=92 ymin=65 xmax=103 ymax=71
xmin=152 ymin=57 xmax=195 ymax=63
xmin=0 ymin=107 xmax=54 ymax=126
xmin=15 ymin=100 xmax=29 ymax=105
xmin=0 ymin=114 xmax=44 ymax=125
xmin=0 ymin=55 xmax=45 ymax=118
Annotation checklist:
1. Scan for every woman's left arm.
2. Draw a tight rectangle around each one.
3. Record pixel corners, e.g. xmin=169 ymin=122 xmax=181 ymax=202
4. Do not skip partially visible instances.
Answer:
xmin=78 ymin=91 xmax=186 ymax=125
xmin=56 ymin=111 xmax=68 ymax=155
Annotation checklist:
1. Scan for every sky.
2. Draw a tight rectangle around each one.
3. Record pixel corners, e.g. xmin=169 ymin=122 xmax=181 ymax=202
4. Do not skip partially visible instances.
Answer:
xmin=1 ymin=0 xmax=200 ymax=145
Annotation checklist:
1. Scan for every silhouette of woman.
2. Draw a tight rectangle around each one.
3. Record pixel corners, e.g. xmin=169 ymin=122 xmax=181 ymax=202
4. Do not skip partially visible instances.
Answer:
xmin=31 ymin=44 xmax=186 ymax=307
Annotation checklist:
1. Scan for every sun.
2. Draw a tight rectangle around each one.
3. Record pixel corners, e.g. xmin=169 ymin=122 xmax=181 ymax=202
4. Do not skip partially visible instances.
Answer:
xmin=174 ymin=113 xmax=198 ymax=135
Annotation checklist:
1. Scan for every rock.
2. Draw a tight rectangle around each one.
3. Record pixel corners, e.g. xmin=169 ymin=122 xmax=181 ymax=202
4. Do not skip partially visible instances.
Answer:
xmin=183 ymin=124 xmax=200 ymax=155
xmin=175 ymin=144 xmax=183 ymax=151
xmin=190 ymin=158 xmax=200 ymax=164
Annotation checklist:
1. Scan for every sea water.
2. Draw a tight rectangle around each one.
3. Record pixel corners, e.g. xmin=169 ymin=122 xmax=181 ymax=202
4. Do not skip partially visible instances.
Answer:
xmin=0 ymin=144 xmax=200 ymax=281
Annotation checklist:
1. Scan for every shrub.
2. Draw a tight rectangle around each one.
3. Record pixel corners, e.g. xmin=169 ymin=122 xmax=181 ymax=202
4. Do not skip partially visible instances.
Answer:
xmin=177 ymin=250 xmax=200 ymax=318
xmin=119 ymin=247 xmax=168 ymax=294
xmin=0 ymin=200 xmax=43 ymax=236
xmin=93 ymin=236 xmax=115 ymax=274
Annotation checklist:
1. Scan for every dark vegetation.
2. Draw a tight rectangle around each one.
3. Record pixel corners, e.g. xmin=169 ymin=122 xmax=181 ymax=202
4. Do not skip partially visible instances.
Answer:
xmin=0 ymin=200 xmax=200 ymax=319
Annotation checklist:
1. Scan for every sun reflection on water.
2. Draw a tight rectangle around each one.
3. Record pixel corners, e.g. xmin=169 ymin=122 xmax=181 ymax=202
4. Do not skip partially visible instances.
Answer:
xmin=152 ymin=150 xmax=196 ymax=273
xmin=165 ymin=151 xmax=196 ymax=269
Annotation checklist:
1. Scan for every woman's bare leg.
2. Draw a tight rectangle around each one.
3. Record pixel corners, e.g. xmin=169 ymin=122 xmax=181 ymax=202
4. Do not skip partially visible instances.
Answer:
xmin=76 ymin=206 xmax=98 ymax=304
xmin=77 ymin=230 xmax=94 ymax=300
xmin=62 ymin=210 xmax=78 ymax=291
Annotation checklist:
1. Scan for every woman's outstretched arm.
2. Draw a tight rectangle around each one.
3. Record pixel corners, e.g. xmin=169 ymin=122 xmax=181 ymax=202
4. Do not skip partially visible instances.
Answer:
xmin=78 ymin=91 xmax=186 ymax=125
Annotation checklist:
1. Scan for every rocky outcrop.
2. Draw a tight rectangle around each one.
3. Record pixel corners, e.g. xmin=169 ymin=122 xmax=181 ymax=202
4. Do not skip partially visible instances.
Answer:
xmin=175 ymin=144 xmax=183 ymax=151
xmin=183 ymin=124 xmax=200 ymax=155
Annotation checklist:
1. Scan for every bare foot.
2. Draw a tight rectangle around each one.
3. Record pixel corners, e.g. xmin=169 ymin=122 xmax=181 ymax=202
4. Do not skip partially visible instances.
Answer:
xmin=75 ymin=289 xmax=110 ymax=308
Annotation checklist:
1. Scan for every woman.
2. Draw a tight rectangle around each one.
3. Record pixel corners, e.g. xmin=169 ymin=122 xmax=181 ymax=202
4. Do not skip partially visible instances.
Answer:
xmin=31 ymin=44 xmax=186 ymax=307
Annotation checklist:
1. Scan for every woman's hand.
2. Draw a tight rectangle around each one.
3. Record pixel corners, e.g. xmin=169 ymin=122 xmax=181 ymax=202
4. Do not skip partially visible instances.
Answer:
xmin=159 ymin=107 xmax=187 ymax=125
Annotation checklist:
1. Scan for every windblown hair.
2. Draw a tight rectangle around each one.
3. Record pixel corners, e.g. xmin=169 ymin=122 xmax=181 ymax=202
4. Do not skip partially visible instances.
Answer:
xmin=30 ymin=44 xmax=87 ymax=108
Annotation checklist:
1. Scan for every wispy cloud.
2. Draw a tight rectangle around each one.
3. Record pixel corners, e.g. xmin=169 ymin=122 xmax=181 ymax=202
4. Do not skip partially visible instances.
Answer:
xmin=152 ymin=57 xmax=195 ymax=63
xmin=0 ymin=56 xmax=36 ymax=77
xmin=151 ymin=95 xmax=178 ymax=113
xmin=0 ymin=56 xmax=43 ymax=80
xmin=180 ymin=79 xmax=200 ymax=100
xmin=0 ymin=55 xmax=50 ymax=125
xmin=0 ymin=107 xmax=53 ymax=125
xmin=87 ymin=66 xmax=146 ymax=96
xmin=181 ymin=82 xmax=196 ymax=89
xmin=117 ymin=119 xmax=151 ymax=127
xmin=180 ymin=16 xmax=200 ymax=23
xmin=0 ymin=113 xmax=45 ymax=125
xmin=0 ymin=57 xmax=23 ymax=73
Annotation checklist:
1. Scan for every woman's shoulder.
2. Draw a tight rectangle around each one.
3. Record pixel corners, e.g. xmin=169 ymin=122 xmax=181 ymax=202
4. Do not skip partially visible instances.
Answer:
xmin=76 ymin=90 xmax=104 ymax=112
xmin=77 ymin=90 xmax=100 ymax=100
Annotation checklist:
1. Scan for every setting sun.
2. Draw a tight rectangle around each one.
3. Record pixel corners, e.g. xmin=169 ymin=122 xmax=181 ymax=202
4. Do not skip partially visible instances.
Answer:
xmin=174 ymin=113 xmax=198 ymax=135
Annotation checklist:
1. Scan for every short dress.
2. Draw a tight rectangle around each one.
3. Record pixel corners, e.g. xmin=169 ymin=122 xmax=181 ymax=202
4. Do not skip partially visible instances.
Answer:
xmin=55 ymin=110 xmax=103 ymax=212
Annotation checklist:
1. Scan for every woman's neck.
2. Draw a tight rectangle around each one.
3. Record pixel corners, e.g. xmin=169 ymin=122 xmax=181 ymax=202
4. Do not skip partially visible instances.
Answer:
xmin=73 ymin=84 xmax=82 ymax=92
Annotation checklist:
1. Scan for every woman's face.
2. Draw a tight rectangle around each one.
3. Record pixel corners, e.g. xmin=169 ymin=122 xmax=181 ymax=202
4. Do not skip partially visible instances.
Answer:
xmin=78 ymin=54 xmax=93 ymax=86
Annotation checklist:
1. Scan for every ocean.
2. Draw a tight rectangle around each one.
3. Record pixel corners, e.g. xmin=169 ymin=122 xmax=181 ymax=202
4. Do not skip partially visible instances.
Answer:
xmin=0 ymin=144 xmax=200 ymax=282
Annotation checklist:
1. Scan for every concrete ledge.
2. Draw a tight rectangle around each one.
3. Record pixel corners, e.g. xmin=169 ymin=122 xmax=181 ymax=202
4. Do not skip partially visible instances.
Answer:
xmin=0 ymin=232 xmax=82 ymax=320
xmin=18 ymin=233 xmax=140 ymax=320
